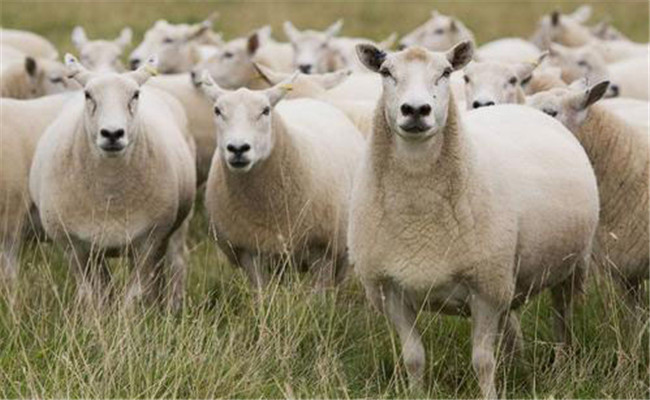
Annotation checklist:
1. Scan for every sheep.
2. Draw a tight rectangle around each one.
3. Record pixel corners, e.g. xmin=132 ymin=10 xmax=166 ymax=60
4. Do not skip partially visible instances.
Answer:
xmin=546 ymin=43 xmax=648 ymax=100
xmin=128 ymin=13 xmax=222 ymax=72
xmin=283 ymin=19 xmax=394 ymax=74
xmin=0 ymin=28 xmax=59 ymax=60
xmin=398 ymin=10 xmax=540 ymax=64
xmin=520 ymin=65 xmax=567 ymax=95
xmin=198 ymin=71 xmax=364 ymax=290
xmin=29 ymin=55 xmax=196 ymax=310
xmin=527 ymin=81 xmax=649 ymax=312
xmin=1 ymin=56 xmax=79 ymax=99
xmin=590 ymin=20 xmax=631 ymax=42
xmin=0 ymin=92 xmax=78 ymax=286
xmin=600 ymin=97 xmax=649 ymax=132
xmin=71 ymin=26 xmax=133 ymax=72
xmin=1 ymin=43 xmax=26 ymax=64
xmin=462 ymin=59 xmax=540 ymax=109
xmin=350 ymin=42 xmax=599 ymax=398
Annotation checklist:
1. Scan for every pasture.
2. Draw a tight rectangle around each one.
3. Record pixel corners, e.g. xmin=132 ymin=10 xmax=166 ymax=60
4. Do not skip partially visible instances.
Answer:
xmin=1 ymin=1 xmax=649 ymax=398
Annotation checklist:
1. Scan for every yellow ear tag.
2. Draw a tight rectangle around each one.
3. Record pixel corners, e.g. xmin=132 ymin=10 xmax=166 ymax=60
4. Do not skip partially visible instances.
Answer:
xmin=144 ymin=64 xmax=159 ymax=76
xmin=281 ymin=83 xmax=293 ymax=91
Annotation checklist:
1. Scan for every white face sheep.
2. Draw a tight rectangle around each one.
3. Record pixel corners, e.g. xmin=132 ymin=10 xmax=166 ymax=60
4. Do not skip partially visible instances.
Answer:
xmin=283 ymin=19 xmax=343 ymax=73
xmin=1 ymin=56 xmax=78 ymax=99
xmin=129 ymin=15 xmax=221 ymax=73
xmin=351 ymin=42 xmax=599 ymax=398
xmin=462 ymin=60 xmax=538 ymax=109
xmin=71 ymin=26 xmax=132 ymax=72
xmin=530 ymin=5 xmax=594 ymax=48
xmin=198 ymin=71 xmax=364 ymax=290
xmin=29 ymin=55 xmax=196 ymax=310
xmin=398 ymin=10 xmax=475 ymax=51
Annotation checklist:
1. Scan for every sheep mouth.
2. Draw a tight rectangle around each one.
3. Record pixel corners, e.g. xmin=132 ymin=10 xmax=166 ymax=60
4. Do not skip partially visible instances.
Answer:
xmin=99 ymin=143 xmax=126 ymax=153
xmin=399 ymin=121 xmax=431 ymax=135
xmin=228 ymin=159 xmax=251 ymax=170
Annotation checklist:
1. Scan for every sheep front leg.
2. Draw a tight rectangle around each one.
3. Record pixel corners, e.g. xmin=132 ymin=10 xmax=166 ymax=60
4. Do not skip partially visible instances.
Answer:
xmin=470 ymin=295 xmax=501 ymax=399
xmin=550 ymin=280 xmax=575 ymax=363
xmin=166 ymin=220 xmax=191 ymax=314
xmin=125 ymin=240 xmax=167 ymax=308
xmin=66 ymin=243 xmax=110 ymax=308
xmin=0 ymin=235 xmax=20 ymax=288
xmin=239 ymin=252 xmax=270 ymax=291
xmin=501 ymin=311 xmax=523 ymax=363
xmin=383 ymin=283 xmax=425 ymax=392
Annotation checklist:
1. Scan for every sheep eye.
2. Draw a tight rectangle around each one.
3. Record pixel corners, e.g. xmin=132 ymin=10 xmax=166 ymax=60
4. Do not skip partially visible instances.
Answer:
xmin=223 ymin=52 xmax=234 ymax=59
xmin=214 ymin=106 xmax=222 ymax=116
xmin=508 ymin=77 xmax=518 ymax=85
xmin=434 ymin=28 xmax=445 ymax=35
xmin=577 ymin=60 xmax=589 ymax=68
xmin=442 ymin=68 xmax=452 ymax=78
xmin=463 ymin=75 xmax=470 ymax=84
xmin=84 ymin=91 xmax=92 ymax=101
xmin=379 ymin=68 xmax=392 ymax=79
xmin=261 ymin=106 xmax=271 ymax=116
xmin=50 ymin=77 xmax=63 ymax=84
xmin=543 ymin=108 xmax=558 ymax=117
xmin=132 ymin=90 xmax=140 ymax=100
xmin=163 ymin=37 xmax=174 ymax=44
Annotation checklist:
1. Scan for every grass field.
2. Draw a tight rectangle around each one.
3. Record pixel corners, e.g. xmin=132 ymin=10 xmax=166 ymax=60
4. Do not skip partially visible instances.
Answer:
xmin=1 ymin=0 xmax=649 ymax=398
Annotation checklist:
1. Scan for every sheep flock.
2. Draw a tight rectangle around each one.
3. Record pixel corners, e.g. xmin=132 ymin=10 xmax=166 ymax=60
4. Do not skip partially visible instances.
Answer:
xmin=0 ymin=3 xmax=648 ymax=398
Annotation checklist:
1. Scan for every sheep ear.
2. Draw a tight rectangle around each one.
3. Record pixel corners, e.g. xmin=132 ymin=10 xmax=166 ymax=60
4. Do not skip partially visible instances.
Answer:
xmin=265 ymin=71 xmax=298 ymax=106
xmin=326 ymin=19 xmax=343 ymax=38
xmin=71 ymin=26 xmax=88 ymax=49
xmin=198 ymin=70 xmax=226 ymax=102
xmin=551 ymin=10 xmax=561 ymax=26
xmin=127 ymin=55 xmax=158 ymax=85
xmin=253 ymin=62 xmax=288 ymax=86
xmin=356 ymin=44 xmax=386 ymax=73
xmin=25 ymin=56 xmax=38 ymax=77
xmin=283 ymin=21 xmax=300 ymax=42
xmin=450 ymin=19 xmax=458 ymax=32
xmin=570 ymin=80 xmax=609 ymax=110
xmin=570 ymin=5 xmax=592 ymax=23
xmin=115 ymin=27 xmax=132 ymax=49
xmin=431 ymin=10 xmax=440 ymax=19
xmin=378 ymin=32 xmax=397 ymax=50
xmin=513 ymin=61 xmax=538 ymax=84
xmin=247 ymin=32 xmax=260 ymax=56
xmin=186 ymin=17 xmax=214 ymax=41
xmin=64 ymin=53 xmax=93 ymax=86
xmin=257 ymin=25 xmax=272 ymax=44
xmin=446 ymin=40 xmax=473 ymax=70
xmin=314 ymin=68 xmax=352 ymax=90
xmin=548 ymin=43 xmax=567 ymax=58
xmin=591 ymin=20 xmax=610 ymax=38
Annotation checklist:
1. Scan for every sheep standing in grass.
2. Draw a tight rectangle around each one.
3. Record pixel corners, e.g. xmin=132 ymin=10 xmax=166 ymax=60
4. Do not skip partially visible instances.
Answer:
xmin=29 ymin=55 xmax=196 ymax=310
xmin=71 ymin=26 xmax=132 ymax=72
xmin=0 ymin=92 xmax=77 ymax=285
xmin=527 ymin=81 xmax=649 ymax=313
xmin=349 ymin=42 xmax=599 ymax=398
xmin=199 ymin=72 xmax=364 ymax=289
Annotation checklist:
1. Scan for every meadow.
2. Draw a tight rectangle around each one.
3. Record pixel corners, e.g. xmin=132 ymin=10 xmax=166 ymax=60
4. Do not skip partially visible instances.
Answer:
xmin=1 ymin=0 xmax=649 ymax=398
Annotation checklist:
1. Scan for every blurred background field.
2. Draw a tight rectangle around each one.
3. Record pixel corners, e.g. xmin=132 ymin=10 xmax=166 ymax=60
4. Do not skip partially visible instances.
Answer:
xmin=1 ymin=1 xmax=649 ymax=398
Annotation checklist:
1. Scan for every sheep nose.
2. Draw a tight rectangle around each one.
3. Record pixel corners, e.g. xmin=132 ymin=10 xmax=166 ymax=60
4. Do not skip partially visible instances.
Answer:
xmin=472 ymin=100 xmax=496 ymax=109
xmin=100 ymin=128 xmax=125 ymax=142
xmin=226 ymin=143 xmax=251 ymax=156
xmin=129 ymin=58 xmax=141 ymax=70
xmin=298 ymin=64 xmax=312 ymax=74
xmin=400 ymin=103 xmax=432 ymax=117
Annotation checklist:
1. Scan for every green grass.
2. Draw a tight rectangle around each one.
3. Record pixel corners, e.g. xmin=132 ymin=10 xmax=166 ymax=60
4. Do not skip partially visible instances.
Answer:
xmin=1 ymin=1 xmax=649 ymax=398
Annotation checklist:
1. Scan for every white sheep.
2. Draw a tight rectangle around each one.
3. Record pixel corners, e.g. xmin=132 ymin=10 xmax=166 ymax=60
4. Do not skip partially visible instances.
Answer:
xmin=198 ymin=71 xmax=364 ymax=289
xmin=350 ymin=42 xmax=599 ymax=398
xmin=29 ymin=55 xmax=196 ymax=310
xmin=128 ymin=13 xmax=222 ymax=73
xmin=0 ymin=92 xmax=77 ymax=286
xmin=71 ymin=26 xmax=133 ymax=72
xmin=527 ymin=80 xmax=649 ymax=310
xmin=0 ymin=28 xmax=59 ymax=60
xmin=1 ymin=56 xmax=78 ymax=99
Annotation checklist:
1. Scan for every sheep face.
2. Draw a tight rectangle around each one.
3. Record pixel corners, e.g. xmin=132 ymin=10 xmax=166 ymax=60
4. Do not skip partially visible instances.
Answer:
xmin=283 ymin=20 xmax=342 ymax=74
xmin=191 ymin=33 xmax=260 ymax=90
xmin=65 ymin=54 xmax=156 ymax=157
xmin=129 ymin=19 xmax=211 ymax=73
xmin=357 ymin=42 xmax=473 ymax=143
xmin=27 ymin=58 xmax=78 ymax=96
xmin=463 ymin=61 xmax=536 ymax=109
xmin=530 ymin=6 xmax=593 ymax=48
xmin=199 ymin=72 xmax=295 ymax=173
xmin=545 ymin=44 xmax=618 ymax=97
xmin=526 ymin=79 xmax=610 ymax=131
xmin=399 ymin=11 xmax=467 ymax=52
xmin=72 ymin=26 xmax=132 ymax=72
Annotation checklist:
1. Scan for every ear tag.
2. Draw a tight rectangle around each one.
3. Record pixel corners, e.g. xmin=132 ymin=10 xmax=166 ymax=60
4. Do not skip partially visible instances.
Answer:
xmin=281 ymin=84 xmax=293 ymax=92
xmin=144 ymin=64 xmax=159 ymax=76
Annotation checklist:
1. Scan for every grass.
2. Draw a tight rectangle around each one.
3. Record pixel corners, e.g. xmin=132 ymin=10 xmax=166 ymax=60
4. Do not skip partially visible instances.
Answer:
xmin=1 ymin=0 xmax=649 ymax=398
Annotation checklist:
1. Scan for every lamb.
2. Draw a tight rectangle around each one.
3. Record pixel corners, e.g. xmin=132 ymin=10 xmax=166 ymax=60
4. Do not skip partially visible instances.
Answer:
xmin=71 ymin=26 xmax=133 ymax=72
xmin=350 ymin=42 xmax=599 ymax=398
xmin=0 ymin=92 xmax=78 ymax=286
xmin=0 ymin=28 xmax=59 ymax=60
xmin=198 ymin=71 xmax=364 ymax=290
xmin=462 ymin=59 xmax=540 ymax=109
xmin=283 ymin=19 xmax=394 ymax=73
xmin=1 ymin=56 xmax=78 ymax=99
xmin=29 ymin=55 xmax=196 ymax=310
xmin=527 ymin=81 xmax=649 ymax=312
xmin=128 ymin=13 xmax=222 ymax=73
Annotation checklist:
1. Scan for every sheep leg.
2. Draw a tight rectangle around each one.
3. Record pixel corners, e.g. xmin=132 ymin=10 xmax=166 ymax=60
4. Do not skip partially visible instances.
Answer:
xmin=470 ymin=295 xmax=500 ymax=399
xmin=550 ymin=280 xmax=575 ymax=364
xmin=66 ymin=243 xmax=109 ymax=307
xmin=166 ymin=219 xmax=190 ymax=314
xmin=125 ymin=240 xmax=167 ymax=308
xmin=0 ymin=235 xmax=20 ymax=288
xmin=239 ymin=252 xmax=269 ymax=291
xmin=500 ymin=310 xmax=523 ymax=363
xmin=383 ymin=283 xmax=425 ymax=392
